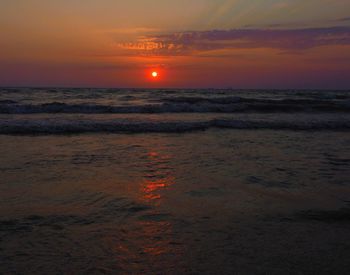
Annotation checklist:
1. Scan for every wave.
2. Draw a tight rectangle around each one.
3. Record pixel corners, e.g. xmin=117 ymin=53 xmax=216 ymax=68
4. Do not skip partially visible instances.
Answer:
xmin=161 ymin=96 xmax=350 ymax=111
xmin=0 ymin=100 xmax=17 ymax=104
xmin=0 ymin=99 xmax=349 ymax=114
xmin=1 ymin=119 xmax=349 ymax=135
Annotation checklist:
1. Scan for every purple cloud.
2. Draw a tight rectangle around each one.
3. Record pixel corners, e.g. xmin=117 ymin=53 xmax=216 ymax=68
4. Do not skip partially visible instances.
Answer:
xmin=336 ymin=17 xmax=350 ymax=22
xmin=118 ymin=26 xmax=350 ymax=56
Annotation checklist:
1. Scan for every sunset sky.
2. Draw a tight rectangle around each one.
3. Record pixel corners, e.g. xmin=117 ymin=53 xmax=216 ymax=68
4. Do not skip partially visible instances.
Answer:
xmin=1 ymin=0 xmax=350 ymax=88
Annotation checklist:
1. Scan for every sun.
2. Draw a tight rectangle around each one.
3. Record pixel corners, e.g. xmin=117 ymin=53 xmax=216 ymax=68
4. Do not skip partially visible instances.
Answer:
xmin=151 ymin=71 xmax=158 ymax=78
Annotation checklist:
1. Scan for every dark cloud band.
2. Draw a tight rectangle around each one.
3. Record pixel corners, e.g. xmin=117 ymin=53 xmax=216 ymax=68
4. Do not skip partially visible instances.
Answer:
xmin=119 ymin=26 xmax=350 ymax=56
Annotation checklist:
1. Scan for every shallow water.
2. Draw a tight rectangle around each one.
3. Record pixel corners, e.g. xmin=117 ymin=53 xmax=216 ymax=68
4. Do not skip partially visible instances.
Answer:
xmin=1 ymin=89 xmax=350 ymax=274
xmin=1 ymin=129 xmax=350 ymax=274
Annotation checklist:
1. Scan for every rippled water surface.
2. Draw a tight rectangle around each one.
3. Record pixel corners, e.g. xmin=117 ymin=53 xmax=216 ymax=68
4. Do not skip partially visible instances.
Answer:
xmin=0 ymin=88 xmax=350 ymax=134
xmin=1 ymin=89 xmax=350 ymax=274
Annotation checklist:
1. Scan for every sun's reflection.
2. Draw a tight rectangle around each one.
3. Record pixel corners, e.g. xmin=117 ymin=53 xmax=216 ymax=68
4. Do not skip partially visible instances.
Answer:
xmin=140 ymin=150 xmax=175 ymax=202
xmin=112 ymin=147 xmax=183 ymax=272
xmin=138 ymin=150 xmax=179 ymax=257
xmin=140 ymin=221 xmax=173 ymax=256
xmin=114 ymin=219 xmax=183 ymax=272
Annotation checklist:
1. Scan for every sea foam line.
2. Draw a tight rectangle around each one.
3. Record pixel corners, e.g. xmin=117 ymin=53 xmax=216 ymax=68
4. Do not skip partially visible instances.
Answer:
xmin=0 ymin=97 xmax=350 ymax=114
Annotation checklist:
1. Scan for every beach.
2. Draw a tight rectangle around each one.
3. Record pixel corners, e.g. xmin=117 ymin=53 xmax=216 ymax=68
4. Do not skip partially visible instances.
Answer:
xmin=0 ymin=89 xmax=350 ymax=274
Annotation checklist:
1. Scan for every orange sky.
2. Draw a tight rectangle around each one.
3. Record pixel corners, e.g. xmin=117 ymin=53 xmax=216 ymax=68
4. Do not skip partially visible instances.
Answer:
xmin=1 ymin=0 xmax=350 ymax=88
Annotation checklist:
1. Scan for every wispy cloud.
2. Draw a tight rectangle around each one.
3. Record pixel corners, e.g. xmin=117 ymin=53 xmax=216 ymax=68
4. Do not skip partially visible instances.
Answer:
xmin=101 ymin=27 xmax=162 ymax=35
xmin=118 ymin=26 xmax=350 ymax=56
xmin=336 ymin=17 xmax=350 ymax=22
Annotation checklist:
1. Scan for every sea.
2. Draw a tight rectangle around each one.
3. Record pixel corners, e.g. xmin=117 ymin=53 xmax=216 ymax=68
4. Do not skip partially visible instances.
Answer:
xmin=0 ymin=88 xmax=350 ymax=274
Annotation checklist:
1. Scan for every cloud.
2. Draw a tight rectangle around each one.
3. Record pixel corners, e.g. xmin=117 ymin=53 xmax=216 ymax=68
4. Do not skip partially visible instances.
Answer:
xmin=118 ymin=26 xmax=350 ymax=56
xmin=336 ymin=17 xmax=350 ymax=22
xmin=101 ymin=27 xmax=162 ymax=35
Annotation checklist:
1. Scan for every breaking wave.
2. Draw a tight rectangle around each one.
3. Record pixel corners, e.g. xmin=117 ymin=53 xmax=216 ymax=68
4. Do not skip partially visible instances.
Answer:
xmin=0 ymin=98 xmax=349 ymax=114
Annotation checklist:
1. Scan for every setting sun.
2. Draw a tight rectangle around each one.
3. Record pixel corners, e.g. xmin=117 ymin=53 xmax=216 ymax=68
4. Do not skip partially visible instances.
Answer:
xmin=152 ymin=71 xmax=158 ymax=78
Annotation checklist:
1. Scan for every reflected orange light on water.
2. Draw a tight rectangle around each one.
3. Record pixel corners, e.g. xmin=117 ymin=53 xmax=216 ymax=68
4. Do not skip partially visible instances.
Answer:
xmin=118 ymin=149 xmax=179 ymax=263
xmin=148 ymin=151 xmax=159 ymax=158
xmin=144 ymin=179 xmax=166 ymax=192
xmin=140 ymin=221 xmax=172 ymax=256
xmin=141 ymin=150 xmax=175 ymax=202
xmin=143 ymin=176 xmax=175 ymax=201
xmin=112 ymin=147 xmax=183 ymax=270
xmin=113 ymin=220 xmax=177 ymax=270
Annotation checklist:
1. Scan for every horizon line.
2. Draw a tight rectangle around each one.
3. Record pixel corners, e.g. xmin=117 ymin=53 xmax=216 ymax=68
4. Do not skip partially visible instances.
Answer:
xmin=1 ymin=86 xmax=349 ymax=91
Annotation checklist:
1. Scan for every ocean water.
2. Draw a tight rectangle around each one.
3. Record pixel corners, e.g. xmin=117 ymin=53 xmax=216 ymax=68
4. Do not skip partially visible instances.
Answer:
xmin=0 ymin=88 xmax=350 ymax=274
